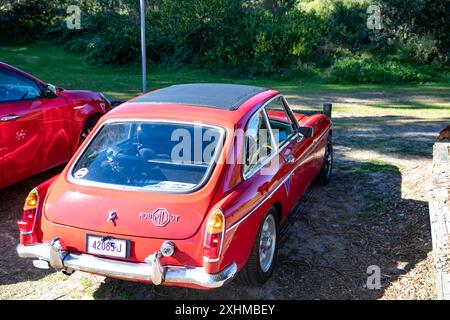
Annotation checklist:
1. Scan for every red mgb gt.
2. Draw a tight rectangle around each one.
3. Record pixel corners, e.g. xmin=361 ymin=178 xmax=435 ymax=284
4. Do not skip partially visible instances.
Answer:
xmin=0 ymin=62 xmax=111 ymax=189
xmin=17 ymin=84 xmax=333 ymax=289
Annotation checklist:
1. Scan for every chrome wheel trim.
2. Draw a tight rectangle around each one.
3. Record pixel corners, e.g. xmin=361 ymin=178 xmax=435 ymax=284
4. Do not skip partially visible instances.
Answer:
xmin=259 ymin=214 xmax=276 ymax=273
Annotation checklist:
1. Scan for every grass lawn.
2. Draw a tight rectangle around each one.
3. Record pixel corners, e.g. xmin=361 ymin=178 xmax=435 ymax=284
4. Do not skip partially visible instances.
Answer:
xmin=1 ymin=45 xmax=449 ymax=110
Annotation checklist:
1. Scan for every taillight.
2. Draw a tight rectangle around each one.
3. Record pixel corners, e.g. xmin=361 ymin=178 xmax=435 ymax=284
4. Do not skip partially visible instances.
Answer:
xmin=203 ymin=208 xmax=225 ymax=262
xmin=18 ymin=188 xmax=39 ymax=244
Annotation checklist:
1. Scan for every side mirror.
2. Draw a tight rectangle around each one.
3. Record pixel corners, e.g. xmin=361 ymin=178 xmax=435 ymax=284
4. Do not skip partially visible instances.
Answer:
xmin=45 ymin=84 xmax=59 ymax=97
xmin=298 ymin=126 xmax=313 ymax=138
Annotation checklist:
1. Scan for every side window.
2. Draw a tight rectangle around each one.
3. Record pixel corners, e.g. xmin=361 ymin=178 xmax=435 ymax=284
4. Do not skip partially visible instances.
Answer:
xmin=244 ymin=110 xmax=274 ymax=176
xmin=264 ymin=97 xmax=296 ymax=148
xmin=0 ymin=68 xmax=42 ymax=102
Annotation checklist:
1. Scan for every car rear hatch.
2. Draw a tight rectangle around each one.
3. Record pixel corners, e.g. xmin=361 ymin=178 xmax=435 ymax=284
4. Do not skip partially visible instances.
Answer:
xmin=43 ymin=183 xmax=216 ymax=240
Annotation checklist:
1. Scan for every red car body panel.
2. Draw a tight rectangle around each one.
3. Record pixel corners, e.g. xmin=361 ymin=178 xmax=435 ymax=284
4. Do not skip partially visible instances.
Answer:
xmin=18 ymin=84 xmax=332 ymax=289
xmin=0 ymin=62 xmax=110 ymax=189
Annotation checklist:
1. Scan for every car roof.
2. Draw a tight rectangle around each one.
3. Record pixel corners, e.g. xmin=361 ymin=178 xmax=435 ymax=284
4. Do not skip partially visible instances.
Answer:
xmin=105 ymin=85 xmax=280 ymax=129
xmin=130 ymin=83 xmax=269 ymax=110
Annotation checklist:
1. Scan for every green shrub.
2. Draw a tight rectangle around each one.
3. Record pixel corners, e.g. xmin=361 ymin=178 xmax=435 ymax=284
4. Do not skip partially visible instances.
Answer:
xmin=329 ymin=54 xmax=437 ymax=83
xmin=0 ymin=0 xmax=63 ymax=42
xmin=87 ymin=25 xmax=140 ymax=66
xmin=0 ymin=0 xmax=448 ymax=82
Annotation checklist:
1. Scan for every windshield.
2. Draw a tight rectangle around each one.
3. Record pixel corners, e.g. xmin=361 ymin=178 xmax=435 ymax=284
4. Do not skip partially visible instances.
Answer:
xmin=70 ymin=121 xmax=224 ymax=192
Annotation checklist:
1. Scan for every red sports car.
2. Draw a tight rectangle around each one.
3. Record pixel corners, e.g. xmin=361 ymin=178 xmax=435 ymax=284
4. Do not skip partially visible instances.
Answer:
xmin=16 ymin=84 xmax=332 ymax=289
xmin=0 ymin=62 xmax=111 ymax=189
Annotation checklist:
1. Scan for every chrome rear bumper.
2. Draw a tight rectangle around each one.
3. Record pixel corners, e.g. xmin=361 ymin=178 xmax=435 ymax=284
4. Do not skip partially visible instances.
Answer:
xmin=17 ymin=239 xmax=237 ymax=289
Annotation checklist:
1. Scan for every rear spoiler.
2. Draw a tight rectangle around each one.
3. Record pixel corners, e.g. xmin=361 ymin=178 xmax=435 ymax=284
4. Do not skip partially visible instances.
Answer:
xmin=293 ymin=103 xmax=332 ymax=118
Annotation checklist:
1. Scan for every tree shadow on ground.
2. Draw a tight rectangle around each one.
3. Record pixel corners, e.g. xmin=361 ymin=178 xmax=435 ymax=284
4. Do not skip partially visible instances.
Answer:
xmin=92 ymin=113 xmax=438 ymax=299
xmin=0 ymin=112 xmax=438 ymax=298
xmin=275 ymin=156 xmax=431 ymax=299
xmin=92 ymin=147 xmax=431 ymax=300
xmin=334 ymin=115 xmax=449 ymax=159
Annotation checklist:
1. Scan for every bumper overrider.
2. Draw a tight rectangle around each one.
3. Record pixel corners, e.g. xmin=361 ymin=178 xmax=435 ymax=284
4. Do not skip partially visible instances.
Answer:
xmin=17 ymin=238 xmax=237 ymax=289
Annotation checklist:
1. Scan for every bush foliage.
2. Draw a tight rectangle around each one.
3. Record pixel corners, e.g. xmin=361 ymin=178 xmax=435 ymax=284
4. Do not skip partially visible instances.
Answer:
xmin=0 ymin=0 xmax=448 ymax=83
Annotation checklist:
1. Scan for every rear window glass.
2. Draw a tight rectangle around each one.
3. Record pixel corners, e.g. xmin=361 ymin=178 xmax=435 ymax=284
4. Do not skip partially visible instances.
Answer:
xmin=71 ymin=121 xmax=224 ymax=192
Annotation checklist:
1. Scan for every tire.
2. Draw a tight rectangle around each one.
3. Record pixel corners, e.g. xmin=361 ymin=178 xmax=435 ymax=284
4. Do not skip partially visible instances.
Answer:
xmin=238 ymin=207 xmax=279 ymax=286
xmin=79 ymin=114 xmax=101 ymax=146
xmin=314 ymin=135 xmax=333 ymax=186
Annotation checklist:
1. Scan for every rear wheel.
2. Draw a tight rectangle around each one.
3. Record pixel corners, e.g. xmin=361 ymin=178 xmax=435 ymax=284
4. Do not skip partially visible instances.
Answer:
xmin=238 ymin=207 xmax=278 ymax=286
xmin=79 ymin=114 xmax=101 ymax=146
xmin=314 ymin=135 xmax=333 ymax=186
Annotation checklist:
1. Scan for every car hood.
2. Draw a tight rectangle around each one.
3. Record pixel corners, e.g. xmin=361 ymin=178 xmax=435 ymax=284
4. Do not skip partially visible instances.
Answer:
xmin=43 ymin=177 xmax=218 ymax=240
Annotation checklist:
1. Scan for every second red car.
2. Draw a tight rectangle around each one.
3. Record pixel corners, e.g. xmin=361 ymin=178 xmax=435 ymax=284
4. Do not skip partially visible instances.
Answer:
xmin=0 ymin=62 xmax=111 ymax=189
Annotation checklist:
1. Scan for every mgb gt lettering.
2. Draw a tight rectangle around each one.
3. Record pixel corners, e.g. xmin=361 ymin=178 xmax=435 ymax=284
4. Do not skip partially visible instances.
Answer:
xmin=139 ymin=208 xmax=180 ymax=227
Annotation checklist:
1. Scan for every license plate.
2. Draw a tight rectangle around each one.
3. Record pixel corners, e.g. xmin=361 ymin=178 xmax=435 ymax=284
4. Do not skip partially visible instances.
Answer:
xmin=86 ymin=235 xmax=129 ymax=258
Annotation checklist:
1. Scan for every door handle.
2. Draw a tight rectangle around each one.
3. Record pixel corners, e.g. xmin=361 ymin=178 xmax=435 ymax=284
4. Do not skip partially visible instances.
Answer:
xmin=0 ymin=115 xmax=21 ymax=122
xmin=287 ymin=155 xmax=295 ymax=164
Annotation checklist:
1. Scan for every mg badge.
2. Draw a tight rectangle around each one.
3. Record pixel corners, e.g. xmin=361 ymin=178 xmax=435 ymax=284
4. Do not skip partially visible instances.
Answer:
xmin=139 ymin=208 xmax=180 ymax=227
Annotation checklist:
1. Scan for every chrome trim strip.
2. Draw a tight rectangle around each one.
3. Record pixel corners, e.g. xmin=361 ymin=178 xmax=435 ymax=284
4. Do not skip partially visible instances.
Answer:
xmin=147 ymin=159 xmax=208 ymax=168
xmin=226 ymin=128 xmax=330 ymax=233
xmin=67 ymin=118 xmax=226 ymax=194
xmin=243 ymin=94 xmax=298 ymax=180
xmin=242 ymin=104 xmax=278 ymax=180
xmin=268 ymin=96 xmax=299 ymax=151
xmin=17 ymin=242 xmax=237 ymax=289
xmin=262 ymin=108 xmax=279 ymax=153
xmin=281 ymin=96 xmax=301 ymax=132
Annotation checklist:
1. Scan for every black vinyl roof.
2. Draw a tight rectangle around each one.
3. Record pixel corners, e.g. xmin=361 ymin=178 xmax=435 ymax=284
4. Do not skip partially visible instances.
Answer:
xmin=131 ymin=83 xmax=268 ymax=110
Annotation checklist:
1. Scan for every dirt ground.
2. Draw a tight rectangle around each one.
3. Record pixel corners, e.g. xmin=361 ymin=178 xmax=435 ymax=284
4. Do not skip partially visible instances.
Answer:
xmin=0 ymin=87 xmax=448 ymax=300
